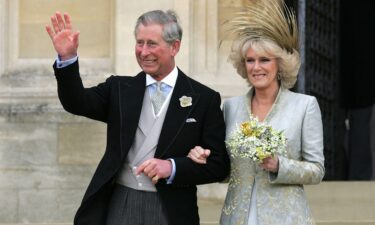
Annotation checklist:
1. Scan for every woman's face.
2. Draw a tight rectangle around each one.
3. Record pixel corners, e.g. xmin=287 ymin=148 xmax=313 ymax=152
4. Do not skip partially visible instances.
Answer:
xmin=245 ymin=47 xmax=279 ymax=91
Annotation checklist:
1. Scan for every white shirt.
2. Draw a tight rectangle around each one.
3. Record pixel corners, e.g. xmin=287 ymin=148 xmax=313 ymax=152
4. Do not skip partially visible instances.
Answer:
xmin=145 ymin=67 xmax=178 ymax=117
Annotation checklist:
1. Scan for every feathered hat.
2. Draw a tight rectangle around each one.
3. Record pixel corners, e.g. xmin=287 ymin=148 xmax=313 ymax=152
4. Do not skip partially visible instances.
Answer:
xmin=226 ymin=0 xmax=299 ymax=53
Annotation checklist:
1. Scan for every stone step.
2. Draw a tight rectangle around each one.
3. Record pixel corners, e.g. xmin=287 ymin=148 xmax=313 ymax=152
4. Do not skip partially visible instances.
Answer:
xmin=1 ymin=182 xmax=374 ymax=225
xmin=198 ymin=181 xmax=375 ymax=225
xmin=306 ymin=181 xmax=375 ymax=222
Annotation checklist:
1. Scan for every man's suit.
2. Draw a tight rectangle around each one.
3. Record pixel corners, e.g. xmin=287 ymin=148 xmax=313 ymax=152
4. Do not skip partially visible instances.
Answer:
xmin=53 ymin=60 xmax=230 ymax=225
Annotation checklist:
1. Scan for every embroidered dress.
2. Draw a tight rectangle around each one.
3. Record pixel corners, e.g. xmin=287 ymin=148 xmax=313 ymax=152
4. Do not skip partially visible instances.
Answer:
xmin=247 ymin=180 xmax=258 ymax=224
xmin=220 ymin=87 xmax=324 ymax=225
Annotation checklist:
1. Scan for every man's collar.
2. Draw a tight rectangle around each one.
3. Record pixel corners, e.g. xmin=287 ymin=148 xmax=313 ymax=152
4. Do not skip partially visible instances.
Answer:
xmin=146 ymin=66 xmax=178 ymax=87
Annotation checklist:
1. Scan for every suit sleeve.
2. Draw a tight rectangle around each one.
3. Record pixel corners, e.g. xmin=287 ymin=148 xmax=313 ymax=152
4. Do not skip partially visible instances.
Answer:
xmin=270 ymin=97 xmax=325 ymax=185
xmin=172 ymin=92 xmax=230 ymax=185
xmin=54 ymin=60 xmax=112 ymax=123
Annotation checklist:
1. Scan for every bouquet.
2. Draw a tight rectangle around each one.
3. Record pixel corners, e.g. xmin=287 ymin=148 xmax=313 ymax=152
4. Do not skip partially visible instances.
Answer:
xmin=226 ymin=114 xmax=287 ymax=163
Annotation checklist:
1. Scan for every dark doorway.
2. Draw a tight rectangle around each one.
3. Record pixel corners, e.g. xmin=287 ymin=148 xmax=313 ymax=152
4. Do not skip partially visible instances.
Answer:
xmin=339 ymin=1 xmax=375 ymax=180
xmin=288 ymin=0 xmax=375 ymax=180
xmin=288 ymin=0 xmax=348 ymax=180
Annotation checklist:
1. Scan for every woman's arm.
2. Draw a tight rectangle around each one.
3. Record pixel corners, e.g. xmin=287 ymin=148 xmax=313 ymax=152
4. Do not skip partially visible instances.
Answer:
xmin=270 ymin=97 xmax=325 ymax=185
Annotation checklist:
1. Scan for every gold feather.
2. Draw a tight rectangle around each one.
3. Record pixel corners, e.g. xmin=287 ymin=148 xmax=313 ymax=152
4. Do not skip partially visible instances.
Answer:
xmin=225 ymin=0 xmax=299 ymax=53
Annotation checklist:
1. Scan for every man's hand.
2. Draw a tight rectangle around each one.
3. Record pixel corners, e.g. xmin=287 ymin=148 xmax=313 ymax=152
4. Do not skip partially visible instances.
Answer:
xmin=45 ymin=12 xmax=80 ymax=60
xmin=136 ymin=158 xmax=172 ymax=184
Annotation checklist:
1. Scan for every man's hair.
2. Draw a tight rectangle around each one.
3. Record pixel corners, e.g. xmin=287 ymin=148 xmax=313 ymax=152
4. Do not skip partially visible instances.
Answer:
xmin=134 ymin=10 xmax=183 ymax=44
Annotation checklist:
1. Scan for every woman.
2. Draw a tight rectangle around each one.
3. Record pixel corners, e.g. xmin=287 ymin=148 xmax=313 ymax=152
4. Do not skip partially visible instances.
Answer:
xmin=188 ymin=1 xmax=324 ymax=224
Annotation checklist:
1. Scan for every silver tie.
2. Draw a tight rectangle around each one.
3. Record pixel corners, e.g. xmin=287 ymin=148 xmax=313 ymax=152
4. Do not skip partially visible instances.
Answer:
xmin=151 ymin=82 xmax=166 ymax=115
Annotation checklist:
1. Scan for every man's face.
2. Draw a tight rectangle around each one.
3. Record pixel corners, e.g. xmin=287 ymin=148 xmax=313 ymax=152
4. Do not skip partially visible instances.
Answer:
xmin=135 ymin=23 xmax=180 ymax=80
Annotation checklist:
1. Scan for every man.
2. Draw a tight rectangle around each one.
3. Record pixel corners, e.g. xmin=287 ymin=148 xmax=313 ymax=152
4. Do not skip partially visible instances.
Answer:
xmin=45 ymin=10 xmax=230 ymax=225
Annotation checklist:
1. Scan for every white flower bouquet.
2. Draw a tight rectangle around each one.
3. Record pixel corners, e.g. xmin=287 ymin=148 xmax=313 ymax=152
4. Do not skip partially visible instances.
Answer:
xmin=226 ymin=114 xmax=287 ymax=163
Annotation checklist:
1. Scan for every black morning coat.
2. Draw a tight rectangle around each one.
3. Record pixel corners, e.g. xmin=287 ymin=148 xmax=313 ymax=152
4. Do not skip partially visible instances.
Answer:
xmin=53 ymin=60 xmax=230 ymax=225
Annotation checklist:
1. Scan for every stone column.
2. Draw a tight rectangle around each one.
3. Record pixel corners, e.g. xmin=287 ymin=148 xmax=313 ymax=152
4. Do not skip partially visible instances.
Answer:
xmin=191 ymin=0 xmax=219 ymax=76
xmin=0 ymin=0 xmax=6 ymax=76
xmin=192 ymin=0 xmax=248 ymax=98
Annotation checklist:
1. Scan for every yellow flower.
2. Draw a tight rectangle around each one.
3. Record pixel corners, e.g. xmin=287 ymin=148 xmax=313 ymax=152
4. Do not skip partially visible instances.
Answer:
xmin=253 ymin=130 xmax=261 ymax=137
xmin=240 ymin=122 xmax=253 ymax=136
xmin=227 ymin=114 xmax=287 ymax=163
xmin=256 ymin=147 xmax=271 ymax=160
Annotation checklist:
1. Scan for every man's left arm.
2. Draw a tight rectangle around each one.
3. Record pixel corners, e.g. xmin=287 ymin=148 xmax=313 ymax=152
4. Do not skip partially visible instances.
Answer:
xmin=136 ymin=91 xmax=230 ymax=185
xmin=171 ymin=91 xmax=230 ymax=185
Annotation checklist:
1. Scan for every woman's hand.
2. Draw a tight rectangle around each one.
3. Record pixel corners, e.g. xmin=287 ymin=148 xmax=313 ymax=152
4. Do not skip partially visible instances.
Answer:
xmin=187 ymin=146 xmax=211 ymax=164
xmin=260 ymin=155 xmax=279 ymax=173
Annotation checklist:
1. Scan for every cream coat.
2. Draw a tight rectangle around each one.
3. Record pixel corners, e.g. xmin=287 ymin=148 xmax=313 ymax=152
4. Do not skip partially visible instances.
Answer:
xmin=220 ymin=87 xmax=325 ymax=225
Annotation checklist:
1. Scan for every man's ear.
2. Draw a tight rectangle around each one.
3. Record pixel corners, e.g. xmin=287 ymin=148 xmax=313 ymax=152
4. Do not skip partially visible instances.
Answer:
xmin=170 ymin=40 xmax=181 ymax=56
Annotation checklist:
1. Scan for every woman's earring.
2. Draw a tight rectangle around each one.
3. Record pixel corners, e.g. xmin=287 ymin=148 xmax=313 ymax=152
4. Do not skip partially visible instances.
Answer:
xmin=277 ymin=74 xmax=281 ymax=80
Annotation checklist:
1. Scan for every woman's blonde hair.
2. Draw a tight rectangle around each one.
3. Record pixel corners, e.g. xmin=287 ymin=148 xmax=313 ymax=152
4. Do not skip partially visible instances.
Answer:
xmin=229 ymin=37 xmax=300 ymax=89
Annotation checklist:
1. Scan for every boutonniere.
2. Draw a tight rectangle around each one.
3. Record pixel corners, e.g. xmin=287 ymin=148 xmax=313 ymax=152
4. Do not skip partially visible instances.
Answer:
xmin=179 ymin=96 xmax=192 ymax=107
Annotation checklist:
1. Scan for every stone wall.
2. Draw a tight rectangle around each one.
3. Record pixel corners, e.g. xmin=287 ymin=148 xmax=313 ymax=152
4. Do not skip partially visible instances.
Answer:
xmin=0 ymin=97 xmax=108 ymax=222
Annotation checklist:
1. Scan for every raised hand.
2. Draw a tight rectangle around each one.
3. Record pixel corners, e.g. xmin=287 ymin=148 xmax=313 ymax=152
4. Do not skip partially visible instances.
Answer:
xmin=45 ymin=12 xmax=80 ymax=61
xmin=187 ymin=146 xmax=211 ymax=164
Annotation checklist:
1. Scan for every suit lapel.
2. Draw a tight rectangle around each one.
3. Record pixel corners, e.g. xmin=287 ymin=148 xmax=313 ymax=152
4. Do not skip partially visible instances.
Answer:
xmin=119 ymin=72 xmax=146 ymax=159
xmin=155 ymin=70 xmax=200 ymax=158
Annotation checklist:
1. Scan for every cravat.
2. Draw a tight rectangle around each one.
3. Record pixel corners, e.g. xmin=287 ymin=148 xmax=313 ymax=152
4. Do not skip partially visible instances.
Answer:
xmin=151 ymin=82 xmax=166 ymax=115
